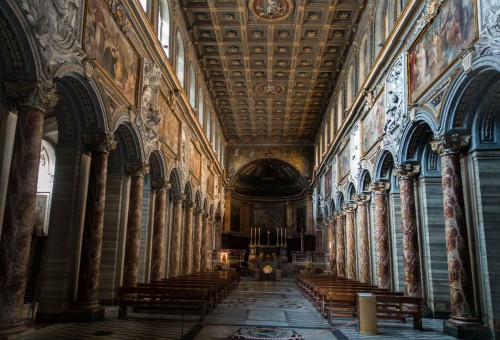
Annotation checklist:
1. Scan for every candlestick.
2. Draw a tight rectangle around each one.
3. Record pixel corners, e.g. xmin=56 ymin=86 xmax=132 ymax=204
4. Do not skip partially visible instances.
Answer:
xmin=251 ymin=227 xmax=253 ymax=245
xmin=285 ymin=228 xmax=287 ymax=245
xmin=277 ymin=228 xmax=280 ymax=246
xmin=258 ymin=228 xmax=261 ymax=245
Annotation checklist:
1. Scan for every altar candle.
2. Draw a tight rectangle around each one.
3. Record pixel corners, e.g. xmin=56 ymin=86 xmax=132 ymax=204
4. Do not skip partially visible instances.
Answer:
xmin=285 ymin=228 xmax=286 ymax=239
xmin=251 ymin=227 xmax=253 ymax=245
xmin=258 ymin=228 xmax=260 ymax=239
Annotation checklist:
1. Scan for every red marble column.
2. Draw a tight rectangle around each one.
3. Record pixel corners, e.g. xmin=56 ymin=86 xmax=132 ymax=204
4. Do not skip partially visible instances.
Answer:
xmin=344 ymin=204 xmax=357 ymax=280
xmin=75 ymin=133 xmax=117 ymax=311
xmin=328 ymin=218 xmax=337 ymax=276
xmin=122 ymin=162 xmax=149 ymax=287
xmin=394 ymin=164 xmax=421 ymax=297
xmin=193 ymin=209 xmax=203 ymax=273
xmin=200 ymin=214 xmax=210 ymax=271
xmin=370 ymin=181 xmax=391 ymax=290
xmin=355 ymin=194 xmax=371 ymax=283
xmin=169 ymin=194 xmax=184 ymax=277
xmin=431 ymin=134 xmax=480 ymax=324
xmin=182 ymin=201 xmax=195 ymax=274
xmin=0 ymin=81 xmax=57 ymax=336
xmin=335 ymin=211 xmax=346 ymax=277
xmin=150 ymin=179 xmax=169 ymax=282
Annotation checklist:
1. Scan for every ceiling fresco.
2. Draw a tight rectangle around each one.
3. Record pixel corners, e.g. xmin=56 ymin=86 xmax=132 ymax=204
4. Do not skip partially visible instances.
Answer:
xmin=180 ymin=0 xmax=367 ymax=145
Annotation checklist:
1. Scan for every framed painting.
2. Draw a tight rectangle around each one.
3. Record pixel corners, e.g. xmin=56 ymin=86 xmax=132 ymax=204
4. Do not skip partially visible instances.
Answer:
xmin=159 ymin=93 xmax=181 ymax=156
xmin=338 ymin=143 xmax=350 ymax=182
xmin=361 ymin=91 xmax=385 ymax=155
xmin=408 ymin=0 xmax=478 ymax=102
xmin=253 ymin=205 xmax=284 ymax=229
xmin=35 ymin=193 xmax=50 ymax=234
xmin=84 ymin=0 xmax=140 ymax=105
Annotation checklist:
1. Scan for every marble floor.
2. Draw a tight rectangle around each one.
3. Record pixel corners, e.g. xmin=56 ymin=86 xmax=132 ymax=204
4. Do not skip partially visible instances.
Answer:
xmin=26 ymin=278 xmax=456 ymax=339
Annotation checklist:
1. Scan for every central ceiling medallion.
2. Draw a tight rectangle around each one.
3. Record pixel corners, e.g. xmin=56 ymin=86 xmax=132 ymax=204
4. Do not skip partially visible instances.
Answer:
xmin=255 ymin=82 xmax=285 ymax=96
xmin=249 ymin=0 xmax=294 ymax=23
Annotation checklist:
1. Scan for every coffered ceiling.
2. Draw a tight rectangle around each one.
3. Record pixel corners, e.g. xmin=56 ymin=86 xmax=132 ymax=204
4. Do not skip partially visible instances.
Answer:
xmin=180 ymin=0 xmax=367 ymax=145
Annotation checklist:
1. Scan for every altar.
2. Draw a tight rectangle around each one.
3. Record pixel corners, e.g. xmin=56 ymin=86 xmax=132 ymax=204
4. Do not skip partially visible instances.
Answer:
xmin=248 ymin=227 xmax=288 ymax=262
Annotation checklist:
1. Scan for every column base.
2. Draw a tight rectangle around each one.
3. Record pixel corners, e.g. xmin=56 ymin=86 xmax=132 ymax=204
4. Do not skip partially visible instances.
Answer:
xmin=64 ymin=305 xmax=105 ymax=322
xmin=0 ymin=321 xmax=34 ymax=339
xmin=444 ymin=319 xmax=490 ymax=339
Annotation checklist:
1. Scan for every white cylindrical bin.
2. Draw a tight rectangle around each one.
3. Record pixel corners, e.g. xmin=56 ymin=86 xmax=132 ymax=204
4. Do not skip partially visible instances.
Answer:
xmin=357 ymin=293 xmax=377 ymax=334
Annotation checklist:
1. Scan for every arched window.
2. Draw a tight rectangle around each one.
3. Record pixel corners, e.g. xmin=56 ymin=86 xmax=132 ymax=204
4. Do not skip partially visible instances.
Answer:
xmin=176 ymin=31 xmax=185 ymax=87
xmin=206 ymin=111 xmax=211 ymax=136
xmin=198 ymin=86 xmax=204 ymax=126
xmin=346 ymin=64 xmax=355 ymax=108
xmin=157 ymin=0 xmax=171 ymax=57
xmin=330 ymin=107 xmax=335 ymax=140
xmin=140 ymin=0 xmax=148 ymax=12
xmin=374 ymin=0 xmax=390 ymax=57
xmin=337 ymin=88 xmax=344 ymax=127
xmin=189 ymin=65 xmax=196 ymax=107
xmin=358 ymin=31 xmax=369 ymax=87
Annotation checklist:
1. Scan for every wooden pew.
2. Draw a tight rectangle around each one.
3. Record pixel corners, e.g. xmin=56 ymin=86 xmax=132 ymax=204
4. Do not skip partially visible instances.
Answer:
xmin=116 ymin=286 xmax=210 ymax=320
xmin=376 ymin=295 xmax=423 ymax=330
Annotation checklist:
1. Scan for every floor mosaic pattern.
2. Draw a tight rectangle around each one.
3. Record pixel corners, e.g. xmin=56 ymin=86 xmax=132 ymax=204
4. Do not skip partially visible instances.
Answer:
xmin=26 ymin=278 xmax=457 ymax=339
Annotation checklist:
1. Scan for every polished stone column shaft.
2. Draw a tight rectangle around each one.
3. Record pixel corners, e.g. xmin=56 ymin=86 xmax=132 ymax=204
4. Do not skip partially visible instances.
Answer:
xmin=371 ymin=181 xmax=391 ymax=289
xmin=150 ymin=180 xmax=169 ymax=282
xmin=431 ymin=134 xmax=479 ymax=323
xmin=0 ymin=81 xmax=57 ymax=336
xmin=356 ymin=194 xmax=371 ymax=283
xmin=394 ymin=164 xmax=421 ymax=297
xmin=123 ymin=163 xmax=149 ymax=287
xmin=76 ymin=133 xmax=116 ymax=308
xmin=169 ymin=194 xmax=184 ymax=277
xmin=329 ymin=219 xmax=337 ymax=276
xmin=0 ymin=108 xmax=17 ymax=235
xmin=182 ymin=202 xmax=195 ymax=274
xmin=193 ymin=209 xmax=203 ymax=272
xmin=200 ymin=214 xmax=210 ymax=272
xmin=344 ymin=204 xmax=357 ymax=280
xmin=335 ymin=211 xmax=346 ymax=277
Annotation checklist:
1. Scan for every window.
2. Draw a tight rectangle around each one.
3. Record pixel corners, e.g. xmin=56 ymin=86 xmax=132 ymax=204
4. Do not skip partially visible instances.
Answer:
xmin=206 ymin=111 xmax=211 ymax=136
xmin=198 ymin=86 xmax=204 ymax=126
xmin=176 ymin=31 xmax=185 ymax=87
xmin=374 ymin=0 xmax=390 ymax=57
xmin=358 ymin=31 xmax=369 ymax=87
xmin=189 ymin=65 xmax=196 ymax=107
xmin=158 ymin=0 xmax=171 ymax=57
xmin=346 ymin=64 xmax=355 ymax=108
xmin=139 ymin=0 xmax=148 ymax=12
xmin=337 ymin=89 xmax=344 ymax=127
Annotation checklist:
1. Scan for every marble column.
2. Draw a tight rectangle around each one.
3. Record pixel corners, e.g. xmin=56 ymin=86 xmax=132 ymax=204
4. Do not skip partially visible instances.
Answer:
xmin=370 ymin=181 xmax=392 ymax=290
xmin=335 ymin=211 xmax=346 ymax=277
xmin=74 ymin=133 xmax=117 ymax=313
xmin=344 ymin=204 xmax=357 ymax=280
xmin=0 ymin=108 xmax=17 ymax=235
xmin=356 ymin=194 xmax=371 ymax=283
xmin=193 ymin=209 xmax=203 ymax=272
xmin=394 ymin=164 xmax=421 ymax=297
xmin=431 ymin=134 xmax=480 ymax=325
xmin=328 ymin=218 xmax=337 ymax=276
xmin=182 ymin=201 xmax=195 ymax=274
xmin=122 ymin=162 xmax=149 ymax=287
xmin=200 ymin=213 xmax=210 ymax=272
xmin=0 ymin=81 xmax=58 ymax=337
xmin=168 ymin=194 xmax=184 ymax=277
xmin=224 ymin=190 xmax=231 ymax=233
xmin=150 ymin=179 xmax=169 ymax=282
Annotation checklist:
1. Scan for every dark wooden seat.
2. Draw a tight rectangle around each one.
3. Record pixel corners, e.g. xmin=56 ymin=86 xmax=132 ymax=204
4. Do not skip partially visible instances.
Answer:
xmin=376 ymin=295 xmax=423 ymax=330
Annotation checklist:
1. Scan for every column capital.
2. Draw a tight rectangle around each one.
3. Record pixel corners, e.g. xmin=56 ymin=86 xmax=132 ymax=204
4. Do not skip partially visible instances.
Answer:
xmin=183 ymin=200 xmax=194 ymax=210
xmin=334 ymin=211 xmax=342 ymax=219
xmin=125 ymin=162 xmax=150 ymax=177
xmin=342 ymin=203 xmax=357 ymax=213
xmin=202 ymin=213 xmax=210 ymax=220
xmin=152 ymin=179 xmax=170 ymax=192
xmin=4 ymin=80 xmax=58 ymax=111
xmin=393 ymin=164 xmax=420 ymax=180
xmin=83 ymin=133 xmax=117 ymax=153
xmin=194 ymin=208 xmax=203 ymax=215
xmin=172 ymin=193 xmax=185 ymax=203
xmin=355 ymin=194 xmax=371 ymax=205
xmin=430 ymin=133 xmax=470 ymax=155
xmin=370 ymin=181 xmax=390 ymax=194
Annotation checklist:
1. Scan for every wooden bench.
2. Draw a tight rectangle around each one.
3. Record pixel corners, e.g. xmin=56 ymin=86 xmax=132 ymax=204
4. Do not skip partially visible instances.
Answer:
xmin=116 ymin=286 xmax=210 ymax=320
xmin=376 ymin=295 xmax=423 ymax=330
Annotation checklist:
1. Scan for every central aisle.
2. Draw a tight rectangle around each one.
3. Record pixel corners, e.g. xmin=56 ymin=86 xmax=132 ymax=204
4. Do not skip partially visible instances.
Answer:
xmin=195 ymin=278 xmax=337 ymax=339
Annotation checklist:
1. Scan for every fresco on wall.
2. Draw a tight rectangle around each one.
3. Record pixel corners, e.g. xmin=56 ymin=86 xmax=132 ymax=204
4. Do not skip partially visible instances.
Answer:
xmin=338 ymin=143 xmax=350 ymax=182
xmin=361 ymin=91 xmax=385 ymax=155
xmin=84 ymin=0 xmax=139 ymax=105
xmin=159 ymin=93 xmax=180 ymax=156
xmin=190 ymin=141 xmax=202 ymax=180
xmin=325 ymin=167 xmax=332 ymax=197
xmin=409 ymin=0 xmax=477 ymax=102
xmin=207 ymin=169 xmax=215 ymax=198
xmin=253 ymin=205 xmax=284 ymax=230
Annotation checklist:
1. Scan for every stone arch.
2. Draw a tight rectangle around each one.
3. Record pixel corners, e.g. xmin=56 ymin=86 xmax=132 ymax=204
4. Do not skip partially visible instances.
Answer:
xmin=194 ymin=190 xmax=202 ymax=210
xmin=148 ymin=150 xmax=166 ymax=180
xmin=114 ymin=122 xmax=144 ymax=162
xmin=203 ymin=198 xmax=208 ymax=214
xmin=346 ymin=182 xmax=356 ymax=202
xmin=337 ymin=192 xmax=345 ymax=210
xmin=169 ymin=167 xmax=181 ymax=192
xmin=184 ymin=181 xmax=193 ymax=202
xmin=373 ymin=149 xmax=397 ymax=193
xmin=358 ymin=170 xmax=372 ymax=194
xmin=400 ymin=119 xmax=439 ymax=177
